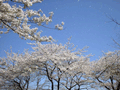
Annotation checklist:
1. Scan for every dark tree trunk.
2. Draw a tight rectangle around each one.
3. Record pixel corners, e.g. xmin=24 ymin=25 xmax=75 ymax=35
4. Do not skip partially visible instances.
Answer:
xmin=77 ymin=86 xmax=80 ymax=90
xmin=51 ymin=81 xmax=54 ymax=90
xmin=57 ymin=78 xmax=60 ymax=90
xmin=117 ymin=82 xmax=120 ymax=90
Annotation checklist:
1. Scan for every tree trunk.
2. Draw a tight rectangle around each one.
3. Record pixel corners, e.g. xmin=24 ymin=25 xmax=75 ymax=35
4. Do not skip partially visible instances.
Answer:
xmin=117 ymin=82 xmax=120 ymax=90
xmin=51 ymin=81 xmax=54 ymax=90
xmin=57 ymin=78 xmax=60 ymax=90
xmin=78 ymin=86 xmax=80 ymax=90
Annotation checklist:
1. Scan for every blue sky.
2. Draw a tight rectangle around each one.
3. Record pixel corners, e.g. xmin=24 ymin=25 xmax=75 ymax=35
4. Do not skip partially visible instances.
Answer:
xmin=0 ymin=0 xmax=120 ymax=61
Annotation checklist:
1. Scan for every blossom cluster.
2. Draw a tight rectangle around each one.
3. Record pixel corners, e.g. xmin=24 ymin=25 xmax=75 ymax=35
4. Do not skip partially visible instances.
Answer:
xmin=0 ymin=0 xmax=64 ymax=42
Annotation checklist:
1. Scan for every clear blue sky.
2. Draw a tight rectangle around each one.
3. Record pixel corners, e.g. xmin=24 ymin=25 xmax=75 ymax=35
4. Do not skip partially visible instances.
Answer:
xmin=0 ymin=0 xmax=120 ymax=61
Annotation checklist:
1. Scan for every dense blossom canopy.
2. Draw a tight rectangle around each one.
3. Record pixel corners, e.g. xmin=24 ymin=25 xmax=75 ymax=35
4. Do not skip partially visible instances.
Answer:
xmin=0 ymin=42 xmax=92 ymax=89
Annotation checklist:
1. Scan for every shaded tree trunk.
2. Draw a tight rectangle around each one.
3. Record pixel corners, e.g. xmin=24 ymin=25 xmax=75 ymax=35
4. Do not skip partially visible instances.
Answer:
xmin=117 ymin=82 xmax=120 ymax=90
xmin=57 ymin=78 xmax=60 ymax=90
xmin=51 ymin=80 xmax=54 ymax=90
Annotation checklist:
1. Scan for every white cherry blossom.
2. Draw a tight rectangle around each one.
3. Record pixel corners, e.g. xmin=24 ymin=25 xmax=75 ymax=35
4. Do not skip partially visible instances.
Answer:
xmin=0 ymin=0 xmax=64 ymax=42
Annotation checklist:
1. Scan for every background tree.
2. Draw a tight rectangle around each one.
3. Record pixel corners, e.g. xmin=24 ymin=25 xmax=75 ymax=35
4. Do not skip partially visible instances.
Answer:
xmin=106 ymin=15 xmax=120 ymax=49
xmin=89 ymin=51 xmax=120 ymax=90
xmin=59 ymin=54 xmax=91 ymax=90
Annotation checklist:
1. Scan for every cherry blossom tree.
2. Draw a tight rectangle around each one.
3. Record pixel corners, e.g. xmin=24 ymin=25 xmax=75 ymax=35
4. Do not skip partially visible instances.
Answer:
xmin=0 ymin=0 xmax=64 ymax=42
xmin=59 ymin=54 xmax=91 ymax=90
xmin=90 ymin=51 xmax=120 ymax=90
xmin=0 ymin=41 xmax=91 ymax=90
xmin=0 ymin=50 xmax=32 ymax=90
xmin=0 ymin=50 xmax=47 ymax=89
xmin=25 ymin=42 xmax=89 ymax=90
